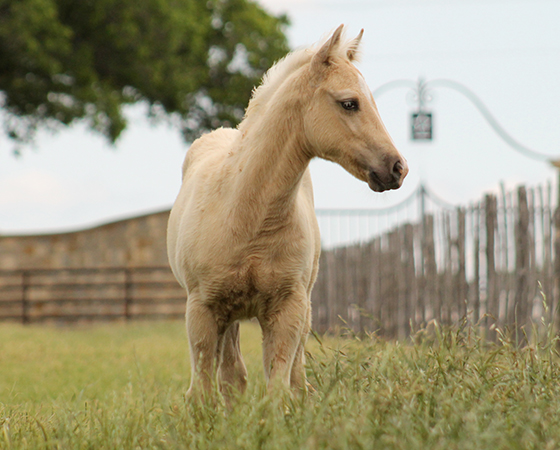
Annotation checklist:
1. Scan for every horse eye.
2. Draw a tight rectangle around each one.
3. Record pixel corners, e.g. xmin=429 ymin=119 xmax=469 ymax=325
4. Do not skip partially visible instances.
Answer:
xmin=340 ymin=100 xmax=359 ymax=111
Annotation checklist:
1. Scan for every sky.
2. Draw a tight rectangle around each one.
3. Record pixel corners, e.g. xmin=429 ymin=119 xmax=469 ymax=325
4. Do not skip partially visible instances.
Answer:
xmin=1 ymin=0 xmax=559 ymax=235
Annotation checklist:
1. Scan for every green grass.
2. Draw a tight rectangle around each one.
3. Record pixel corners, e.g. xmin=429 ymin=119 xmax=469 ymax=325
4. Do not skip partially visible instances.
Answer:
xmin=1 ymin=318 xmax=560 ymax=449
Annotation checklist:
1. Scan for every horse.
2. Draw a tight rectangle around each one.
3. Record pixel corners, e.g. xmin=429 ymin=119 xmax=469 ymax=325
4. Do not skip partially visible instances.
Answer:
xmin=167 ymin=25 xmax=408 ymax=402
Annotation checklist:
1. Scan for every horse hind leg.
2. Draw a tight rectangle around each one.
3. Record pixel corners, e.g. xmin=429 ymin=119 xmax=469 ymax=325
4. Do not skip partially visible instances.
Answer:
xmin=185 ymin=295 xmax=221 ymax=401
xmin=218 ymin=321 xmax=248 ymax=404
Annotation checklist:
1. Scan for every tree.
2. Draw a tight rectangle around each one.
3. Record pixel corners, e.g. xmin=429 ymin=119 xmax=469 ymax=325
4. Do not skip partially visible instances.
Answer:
xmin=0 ymin=0 xmax=289 ymax=152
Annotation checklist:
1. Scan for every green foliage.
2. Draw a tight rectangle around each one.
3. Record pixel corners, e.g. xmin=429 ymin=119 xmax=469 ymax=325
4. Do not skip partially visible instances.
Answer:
xmin=2 ymin=320 xmax=560 ymax=449
xmin=0 ymin=0 xmax=289 ymax=151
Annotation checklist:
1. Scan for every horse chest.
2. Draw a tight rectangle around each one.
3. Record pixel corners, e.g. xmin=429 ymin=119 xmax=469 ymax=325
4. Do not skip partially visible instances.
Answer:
xmin=203 ymin=241 xmax=313 ymax=321
xmin=205 ymin=256 xmax=298 ymax=325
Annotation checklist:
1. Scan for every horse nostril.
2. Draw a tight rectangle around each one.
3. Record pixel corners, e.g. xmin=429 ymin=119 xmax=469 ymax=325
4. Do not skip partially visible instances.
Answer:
xmin=392 ymin=160 xmax=404 ymax=179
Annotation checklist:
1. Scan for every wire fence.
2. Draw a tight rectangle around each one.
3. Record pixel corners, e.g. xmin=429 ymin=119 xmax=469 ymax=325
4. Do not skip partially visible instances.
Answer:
xmin=316 ymin=183 xmax=456 ymax=248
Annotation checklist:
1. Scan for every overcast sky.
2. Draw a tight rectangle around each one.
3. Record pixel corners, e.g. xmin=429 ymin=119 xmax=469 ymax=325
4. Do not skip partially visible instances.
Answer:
xmin=1 ymin=0 xmax=559 ymax=234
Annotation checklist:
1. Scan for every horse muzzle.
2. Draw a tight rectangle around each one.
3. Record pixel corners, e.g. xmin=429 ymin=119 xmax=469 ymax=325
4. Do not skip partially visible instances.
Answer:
xmin=368 ymin=159 xmax=408 ymax=192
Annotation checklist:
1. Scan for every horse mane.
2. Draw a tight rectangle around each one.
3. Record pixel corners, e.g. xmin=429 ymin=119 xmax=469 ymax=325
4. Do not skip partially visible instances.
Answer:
xmin=240 ymin=28 xmax=361 ymax=131
xmin=239 ymin=48 xmax=312 ymax=131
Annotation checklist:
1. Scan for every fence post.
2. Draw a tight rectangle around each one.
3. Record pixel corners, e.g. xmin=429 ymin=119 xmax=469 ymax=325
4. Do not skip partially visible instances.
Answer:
xmin=21 ymin=270 xmax=29 ymax=324
xmin=422 ymin=214 xmax=437 ymax=324
xmin=326 ymin=250 xmax=338 ymax=332
xmin=555 ymin=184 xmax=560 ymax=333
xmin=473 ymin=205 xmax=481 ymax=325
xmin=442 ymin=213 xmax=453 ymax=325
xmin=355 ymin=244 xmax=368 ymax=334
xmin=311 ymin=252 xmax=326 ymax=333
xmin=499 ymin=186 xmax=513 ymax=325
xmin=402 ymin=223 xmax=415 ymax=336
xmin=485 ymin=194 xmax=498 ymax=330
xmin=538 ymin=184 xmax=553 ymax=319
xmin=455 ymin=207 xmax=468 ymax=320
xmin=370 ymin=237 xmax=383 ymax=334
xmin=515 ymin=186 xmax=530 ymax=344
xmin=124 ymin=268 xmax=133 ymax=320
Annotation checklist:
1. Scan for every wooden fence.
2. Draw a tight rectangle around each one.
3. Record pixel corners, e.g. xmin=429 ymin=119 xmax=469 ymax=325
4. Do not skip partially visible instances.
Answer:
xmin=0 ymin=266 xmax=185 ymax=323
xmin=1 ymin=184 xmax=558 ymax=341
xmin=311 ymin=184 xmax=560 ymax=339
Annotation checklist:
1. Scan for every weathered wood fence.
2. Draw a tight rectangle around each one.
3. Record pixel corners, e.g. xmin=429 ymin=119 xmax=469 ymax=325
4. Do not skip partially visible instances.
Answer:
xmin=0 ymin=267 xmax=185 ymax=323
xmin=311 ymin=184 xmax=559 ymax=338
xmin=1 ymin=183 xmax=558 ymax=340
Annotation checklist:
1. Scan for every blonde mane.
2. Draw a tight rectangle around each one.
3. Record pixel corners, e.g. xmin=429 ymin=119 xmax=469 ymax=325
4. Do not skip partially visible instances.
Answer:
xmin=241 ymin=29 xmax=363 ymax=131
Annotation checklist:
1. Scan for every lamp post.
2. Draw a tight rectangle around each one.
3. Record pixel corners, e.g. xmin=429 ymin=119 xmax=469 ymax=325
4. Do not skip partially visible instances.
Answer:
xmin=410 ymin=78 xmax=433 ymax=141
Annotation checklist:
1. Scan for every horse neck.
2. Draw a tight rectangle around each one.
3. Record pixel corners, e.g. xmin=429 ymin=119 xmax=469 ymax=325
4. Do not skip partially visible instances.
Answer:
xmin=229 ymin=100 xmax=311 ymax=232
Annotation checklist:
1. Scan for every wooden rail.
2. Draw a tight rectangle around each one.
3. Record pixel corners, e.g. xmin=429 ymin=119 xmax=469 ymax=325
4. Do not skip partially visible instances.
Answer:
xmin=0 ymin=266 xmax=185 ymax=323
xmin=1 ymin=184 xmax=557 ymax=341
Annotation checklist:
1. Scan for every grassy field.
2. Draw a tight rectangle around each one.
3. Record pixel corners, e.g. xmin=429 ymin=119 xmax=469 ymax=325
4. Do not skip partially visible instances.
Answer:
xmin=2 ymin=318 xmax=560 ymax=449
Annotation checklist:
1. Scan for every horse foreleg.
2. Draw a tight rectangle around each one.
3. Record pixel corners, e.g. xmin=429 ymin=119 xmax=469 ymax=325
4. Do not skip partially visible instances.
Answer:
xmin=185 ymin=296 xmax=220 ymax=401
xmin=261 ymin=292 xmax=309 ymax=391
xmin=289 ymin=300 xmax=311 ymax=395
xmin=218 ymin=321 xmax=248 ymax=403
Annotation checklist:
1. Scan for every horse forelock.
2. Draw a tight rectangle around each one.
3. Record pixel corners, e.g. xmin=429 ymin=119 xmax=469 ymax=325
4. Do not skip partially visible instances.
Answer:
xmin=241 ymin=28 xmax=361 ymax=128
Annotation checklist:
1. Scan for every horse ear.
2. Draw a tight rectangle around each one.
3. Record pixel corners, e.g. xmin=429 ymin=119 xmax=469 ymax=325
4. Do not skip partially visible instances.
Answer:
xmin=311 ymin=24 xmax=345 ymax=69
xmin=347 ymin=29 xmax=364 ymax=61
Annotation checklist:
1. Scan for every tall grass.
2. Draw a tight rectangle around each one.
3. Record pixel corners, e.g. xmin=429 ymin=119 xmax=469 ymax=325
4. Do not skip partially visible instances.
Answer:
xmin=1 ymin=316 xmax=560 ymax=449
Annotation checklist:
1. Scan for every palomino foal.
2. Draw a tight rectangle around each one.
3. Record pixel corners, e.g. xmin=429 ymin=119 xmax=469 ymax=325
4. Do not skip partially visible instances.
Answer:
xmin=167 ymin=25 xmax=408 ymax=402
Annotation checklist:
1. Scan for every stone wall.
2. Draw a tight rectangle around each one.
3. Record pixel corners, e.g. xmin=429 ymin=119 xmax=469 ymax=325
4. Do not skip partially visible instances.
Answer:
xmin=0 ymin=210 xmax=171 ymax=270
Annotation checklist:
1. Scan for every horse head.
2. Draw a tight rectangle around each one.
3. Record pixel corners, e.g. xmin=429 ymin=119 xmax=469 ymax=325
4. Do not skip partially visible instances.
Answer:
xmin=303 ymin=25 xmax=408 ymax=192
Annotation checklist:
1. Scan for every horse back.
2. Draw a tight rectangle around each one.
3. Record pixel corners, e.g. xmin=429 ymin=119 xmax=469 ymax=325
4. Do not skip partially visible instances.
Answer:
xmin=181 ymin=127 xmax=240 ymax=180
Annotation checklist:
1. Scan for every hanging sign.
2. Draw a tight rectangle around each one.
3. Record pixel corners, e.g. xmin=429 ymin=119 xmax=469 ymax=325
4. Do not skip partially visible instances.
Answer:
xmin=411 ymin=112 xmax=433 ymax=140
